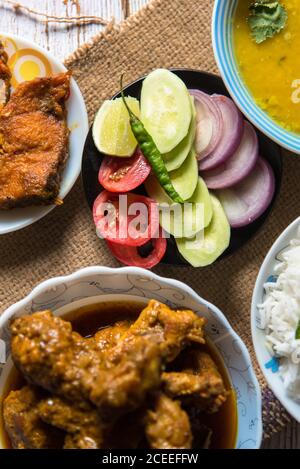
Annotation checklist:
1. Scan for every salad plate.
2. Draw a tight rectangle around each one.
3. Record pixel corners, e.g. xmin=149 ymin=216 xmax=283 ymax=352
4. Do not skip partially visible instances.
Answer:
xmin=82 ymin=69 xmax=282 ymax=267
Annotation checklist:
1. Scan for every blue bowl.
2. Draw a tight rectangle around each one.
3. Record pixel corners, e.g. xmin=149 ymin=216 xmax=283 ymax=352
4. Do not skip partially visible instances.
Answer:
xmin=212 ymin=0 xmax=300 ymax=154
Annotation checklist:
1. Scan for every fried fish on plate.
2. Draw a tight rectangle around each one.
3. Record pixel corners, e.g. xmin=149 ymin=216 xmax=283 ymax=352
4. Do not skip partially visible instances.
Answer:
xmin=0 ymin=41 xmax=11 ymax=109
xmin=0 ymin=72 xmax=70 ymax=209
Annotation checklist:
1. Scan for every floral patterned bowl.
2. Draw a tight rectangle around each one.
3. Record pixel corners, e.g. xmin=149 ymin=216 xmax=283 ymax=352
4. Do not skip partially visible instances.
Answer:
xmin=0 ymin=266 xmax=262 ymax=448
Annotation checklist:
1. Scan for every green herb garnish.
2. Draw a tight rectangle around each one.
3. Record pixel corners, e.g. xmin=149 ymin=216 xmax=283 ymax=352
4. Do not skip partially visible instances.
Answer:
xmin=296 ymin=320 xmax=300 ymax=340
xmin=248 ymin=1 xmax=288 ymax=44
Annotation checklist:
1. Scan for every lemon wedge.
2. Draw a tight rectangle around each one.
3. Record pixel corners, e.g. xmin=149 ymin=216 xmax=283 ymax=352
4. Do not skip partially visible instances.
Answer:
xmin=92 ymin=97 xmax=140 ymax=157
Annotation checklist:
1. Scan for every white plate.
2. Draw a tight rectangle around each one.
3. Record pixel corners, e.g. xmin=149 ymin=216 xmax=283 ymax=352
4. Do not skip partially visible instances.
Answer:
xmin=0 ymin=33 xmax=89 ymax=234
xmin=251 ymin=217 xmax=300 ymax=422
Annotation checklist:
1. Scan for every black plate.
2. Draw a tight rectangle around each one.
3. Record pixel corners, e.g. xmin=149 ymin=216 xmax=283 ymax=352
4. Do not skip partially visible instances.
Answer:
xmin=82 ymin=69 xmax=282 ymax=266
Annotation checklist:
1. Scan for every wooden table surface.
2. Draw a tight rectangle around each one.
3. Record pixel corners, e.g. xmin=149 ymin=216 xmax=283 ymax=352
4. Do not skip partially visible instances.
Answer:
xmin=0 ymin=0 xmax=297 ymax=449
xmin=0 ymin=0 xmax=146 ymax=61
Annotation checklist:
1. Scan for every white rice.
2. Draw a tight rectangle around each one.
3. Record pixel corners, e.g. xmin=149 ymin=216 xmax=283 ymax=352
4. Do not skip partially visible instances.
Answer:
xmin=258 ymin=226 xmax=300 ymax=401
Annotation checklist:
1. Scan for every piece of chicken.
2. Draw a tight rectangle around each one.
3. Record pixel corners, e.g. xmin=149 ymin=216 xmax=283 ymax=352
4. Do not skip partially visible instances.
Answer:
xmin=38 ymin=396 xmax=104 ymax=449
xmin=163 ymin=372 xmax=207 ymax=396
xmin=39 ymin=394 xmax=146 ymax=450
xmin=10 ymin=303 xmax=206 ymax=415
xmin=10 ymin=311 xmax=102 ymax=404
xmin=90 ymin=300 xmax=206 ymax=411
xmin=163 ymin=350 xmax=227 ymax=413
xmin=0 ymin=72 xmax=70 ymax=209
xmin=3 ymin=386 xmax=63 ymax=449
xmin=0 ymin=40 xmax=11 ymax=109
xmin=10 ymin=311 xmax=161 ymax=414
xmin=90 ymin=334 xmax=161 ymax=413
xmin=118 ymin=300 xmax=206 ymax=362
xmin=90 ymin=320 xmax=131 ymax=352
xmin=144 ymin=394 xmax=192 ymax=449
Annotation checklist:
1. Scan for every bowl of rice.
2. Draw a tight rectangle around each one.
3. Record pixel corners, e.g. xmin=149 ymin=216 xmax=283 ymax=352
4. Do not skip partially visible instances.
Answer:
xmin=252 ymin=217 xmax=300 ymax=421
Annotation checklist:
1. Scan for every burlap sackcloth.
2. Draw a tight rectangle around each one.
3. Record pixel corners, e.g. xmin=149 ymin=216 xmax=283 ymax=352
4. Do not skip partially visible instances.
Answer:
xmin=0 ymin=0 xmax=299 ymax=438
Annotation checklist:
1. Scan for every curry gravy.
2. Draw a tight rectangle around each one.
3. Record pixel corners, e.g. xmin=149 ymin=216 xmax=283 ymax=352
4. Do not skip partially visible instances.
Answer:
xmin=0 ymin=365 xmax=25 ymax=449
xmin=234 ymin=0 xmax=300 ymax=133
xmin=0 ymin=300 xmax=237 ymax=449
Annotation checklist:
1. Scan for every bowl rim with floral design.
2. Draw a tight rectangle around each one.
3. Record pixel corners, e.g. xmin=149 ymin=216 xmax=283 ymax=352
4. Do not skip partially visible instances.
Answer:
xmin=0 ymin=266 xmax=262 ymax=449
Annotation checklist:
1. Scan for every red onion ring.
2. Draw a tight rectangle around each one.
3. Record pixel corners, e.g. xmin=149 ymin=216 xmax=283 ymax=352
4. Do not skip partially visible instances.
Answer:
xmin=199 ymin=95 xmax=244 ymax=171
xmin=217 ymin=157 xmax=275 ymax=228
xmin=202 ymin=121 xmax=259 ymax=189
xmin=189 ymin=89 xmax=223 ymax=160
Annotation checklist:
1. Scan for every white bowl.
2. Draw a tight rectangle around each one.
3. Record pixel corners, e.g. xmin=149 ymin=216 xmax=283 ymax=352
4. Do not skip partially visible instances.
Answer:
xmin=0 ymin=33 xmax=89 ymax=234
xmin=252 ymin=217 xmax=300 ymax=422
xmin=0 ymin=266 xmax=262 ymax=449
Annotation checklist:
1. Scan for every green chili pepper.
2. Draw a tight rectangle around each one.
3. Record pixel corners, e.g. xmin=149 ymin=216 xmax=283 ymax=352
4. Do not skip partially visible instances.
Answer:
xmin=296 ymin=320 xmax=300 ymax=340
xmin=120 ymin=75 xmax=184 ymax=204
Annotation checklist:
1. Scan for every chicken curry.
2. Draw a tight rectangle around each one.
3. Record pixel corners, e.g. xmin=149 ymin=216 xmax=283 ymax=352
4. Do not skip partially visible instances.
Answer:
xmin=0 ymin=300 xmax=237 ymax=449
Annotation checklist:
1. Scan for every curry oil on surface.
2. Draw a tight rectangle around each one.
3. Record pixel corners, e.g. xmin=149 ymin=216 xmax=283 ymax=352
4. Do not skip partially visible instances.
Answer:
xmin=0 ymin=300 xmax=237 ymax=449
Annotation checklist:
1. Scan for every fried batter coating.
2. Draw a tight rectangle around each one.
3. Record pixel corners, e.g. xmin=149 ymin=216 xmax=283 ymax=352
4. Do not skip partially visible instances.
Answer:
xmin=0 ymin=73 xmax=70 ymax=209
xmin=0 ymin=40 xmax=11 ymax=108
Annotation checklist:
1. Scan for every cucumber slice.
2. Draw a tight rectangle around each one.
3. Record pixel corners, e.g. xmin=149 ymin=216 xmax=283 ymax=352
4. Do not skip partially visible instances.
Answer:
xmin=140 ymin=69 xmax=192 ymax=154
xmin=175 ymin=194 xmax=230 ymax=267
xmin=169 ymin=148 xmax=198 ymax=201
xmin=145 ymin=176 xmax=212 ymax=238
xmin=144 ymin=173 xmax=172 ymax=205
xmin=163 ymin=97 xmax=197 ymax=172
xmin=189 ymin=178 xmax=213 ymax=230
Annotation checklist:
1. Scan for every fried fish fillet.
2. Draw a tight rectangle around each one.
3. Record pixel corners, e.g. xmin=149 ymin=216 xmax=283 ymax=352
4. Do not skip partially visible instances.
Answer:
xmin=0 ymin=41 xmax=11 ymax=109
xmin=0 ymin=72 xmax=70 ymax=209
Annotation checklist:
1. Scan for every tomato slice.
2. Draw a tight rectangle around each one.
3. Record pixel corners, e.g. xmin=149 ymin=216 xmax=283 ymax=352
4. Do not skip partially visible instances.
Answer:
xmin=98 ymin=148 xmax=151 ymax=192
xmin=106 ymin=232 xmax=167 ymax=269
xmin=93 ymin=190 xmax=159 ymax=247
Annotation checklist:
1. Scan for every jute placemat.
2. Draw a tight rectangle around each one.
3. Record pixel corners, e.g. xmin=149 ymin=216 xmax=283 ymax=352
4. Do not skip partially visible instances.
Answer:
xmin=0 ymin=0 xmax=298 ymax=438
